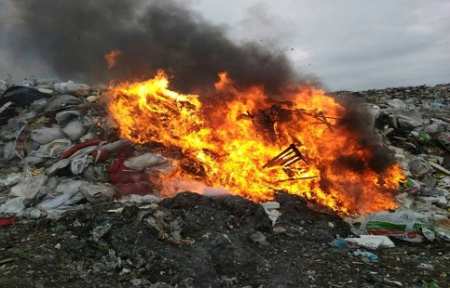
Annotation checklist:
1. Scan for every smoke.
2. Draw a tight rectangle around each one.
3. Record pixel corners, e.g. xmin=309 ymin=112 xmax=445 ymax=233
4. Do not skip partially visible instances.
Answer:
xmin=9 ymin=0 xmax=303 ymax=95
xmin=337 ymin=96 xmax=396 ymax=172
xmin=8 ymin=0 xmax=396 ymax=174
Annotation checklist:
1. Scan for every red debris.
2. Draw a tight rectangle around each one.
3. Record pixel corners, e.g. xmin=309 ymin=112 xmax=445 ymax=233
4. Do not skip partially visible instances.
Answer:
xmin=91 ymin=148 xmax=112 ymax=162
xmin=0 ymin=217 xmax=16 ymax=227
xmin=108 ymin=146 xmax=153 ymax=196
xmin=114 ymin=182 xmax=153 ymax=196
xmin=61 ymin=139 xmax=102 ymax=159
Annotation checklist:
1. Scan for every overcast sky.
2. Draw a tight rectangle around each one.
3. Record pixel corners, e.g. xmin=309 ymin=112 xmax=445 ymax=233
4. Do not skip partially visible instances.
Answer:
xmin=1 ymin=0 xmax=449 ymax=90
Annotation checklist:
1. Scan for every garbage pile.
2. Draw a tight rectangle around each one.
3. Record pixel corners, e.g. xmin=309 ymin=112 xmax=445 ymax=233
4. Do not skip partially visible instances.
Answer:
xmin=0 ymin=79 xmax=167 ymax=220
xmin=0 ymin=80 xmax=449 ymax=287
xmin=333 ymin=84 xmax=450 ymax=245
xmin=0 ymin=79 xmax=449 ymax=245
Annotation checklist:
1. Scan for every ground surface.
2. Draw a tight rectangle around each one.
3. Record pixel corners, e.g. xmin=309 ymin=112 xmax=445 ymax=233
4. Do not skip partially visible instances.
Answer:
xmin=1 ymin=193 xmax=448 ymax=288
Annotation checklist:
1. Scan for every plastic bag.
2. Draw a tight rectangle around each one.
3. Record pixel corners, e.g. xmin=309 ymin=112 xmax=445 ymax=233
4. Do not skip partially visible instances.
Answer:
xmin=347 ymin=210 xmax=434 ymax=243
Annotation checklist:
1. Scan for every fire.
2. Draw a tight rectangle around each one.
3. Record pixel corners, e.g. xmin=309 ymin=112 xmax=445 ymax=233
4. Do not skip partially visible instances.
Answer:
xmin=107 ymin=70 xmax=405 ymax=215
xmin=104 ymin=49 xmax=122 ymax=69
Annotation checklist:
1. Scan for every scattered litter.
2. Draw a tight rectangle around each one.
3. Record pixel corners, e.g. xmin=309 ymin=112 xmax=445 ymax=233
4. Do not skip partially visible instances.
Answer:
xmin=261 ymin=201 xmax=281 ymax=225
xmin=345 ymin=235 xmax=395 ymax=249
xmin=417 ymin=263 xmax=434 ymax=271
xmin=353 ymin=249 xmax=379 ymax=263
xmin=249 ymin=231 xmax=269 ymax=246
xmin=347 ymin=210 xmax=434 ymax=243
xmin=0 ymin=258 xmax=14 ymax=265
xmin=92 ymin=222 xmax=112 ymax=242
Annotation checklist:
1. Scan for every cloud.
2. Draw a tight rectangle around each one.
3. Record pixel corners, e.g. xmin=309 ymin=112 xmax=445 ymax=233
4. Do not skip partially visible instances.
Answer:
xmin=192 ymin=0 xmax=450 ymax=90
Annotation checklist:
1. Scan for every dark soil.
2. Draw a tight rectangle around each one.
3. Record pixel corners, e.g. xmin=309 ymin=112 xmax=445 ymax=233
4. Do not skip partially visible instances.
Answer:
xmin=0 ymin=192 xmax=449 ymax=288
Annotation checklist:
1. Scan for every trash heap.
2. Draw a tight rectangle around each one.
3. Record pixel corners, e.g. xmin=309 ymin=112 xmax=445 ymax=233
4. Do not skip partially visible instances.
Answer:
xmin=0 ymin=79 xmax=449 ymax=287
xmin=0 ymin=79 xmax=166 ymax=220
xmin=333 ymin=84 xmax=450 ymax=245
xmin=0 ymin=79 xmax=449 ymax=244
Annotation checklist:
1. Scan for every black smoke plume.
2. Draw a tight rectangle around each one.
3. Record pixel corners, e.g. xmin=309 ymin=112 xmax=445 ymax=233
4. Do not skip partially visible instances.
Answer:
xmin=9 ymin=0 xmax=396 ymax=175
xmin=337 ymin=96 xmax=396 ymax=172
xmin=11 ymin=0 xmax=301 ymax=94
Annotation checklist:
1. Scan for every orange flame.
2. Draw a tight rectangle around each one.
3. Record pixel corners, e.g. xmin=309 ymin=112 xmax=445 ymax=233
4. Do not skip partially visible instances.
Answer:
xmin=104 ymin=49 xmax=122 ymax=69
xmin=107 ymin=71 xmax=405 ymax=215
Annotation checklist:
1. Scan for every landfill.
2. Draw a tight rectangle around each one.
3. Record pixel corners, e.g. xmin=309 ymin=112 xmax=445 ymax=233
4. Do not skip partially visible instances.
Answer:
xmin=334 ymin=85 xmax=450 ymax=243
xmin=0 ymin=80 xmax=449 ymax=287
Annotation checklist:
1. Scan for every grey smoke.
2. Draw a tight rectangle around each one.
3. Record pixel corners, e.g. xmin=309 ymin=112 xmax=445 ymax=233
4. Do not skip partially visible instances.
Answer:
xmin=9 ymin=0 xmax=306 ymax=94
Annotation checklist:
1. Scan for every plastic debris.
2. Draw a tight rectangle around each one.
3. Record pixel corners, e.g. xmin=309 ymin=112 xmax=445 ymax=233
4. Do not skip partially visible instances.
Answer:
xmin=0 ymin=173 xmax=23 ymax=187
xmin=10 ymin=175 xmax=48 ymax=199
xmin=347 ymin=210 xmax=434 ymax=243
xmin=109 ymin=148 xmax=155 ymax=196
xmin=0 ymin=86 xmax=50 ymax=125
xmin=123 ymin=152 xmax=168 ymax=171
xmin=45 ymin=94 xmax=82 ymax=112
xmin=353 ymin=249 xmax=379 ymax=263
xmin=434 ymin=219 xmax=450 ymax=241
xmin=54 ymin=81 xmax=90 ymax=96
xmin=330 ymin=238 xmax=349 ymax=249
xmin=55 ymin=110 xmax=82 ymax=126
xmin=61 ymin=139 xmax=102 ymax=159
xmin=261 ymin=201 xmax=282 ymax=225
xmin=0 ymin=216 xmax=16 ymax=227
xmin=345 ymin=235 xmax=395 ymax=249
xmin=79 ymin=182 xmax=115 ymax=202
xmin=31 ymin=127 xmax=65 ymax=145
xmin=62 ymin=120 xmax=86 ymax=141
xmin=249 ymin=231 xmax=269 ymax=246
xmin=29 ymin=138 xmax=72 ymax=159
xmin=70 ymin=154 xmax=93 ymax=175
xmin=0 ymin=197 xmax=25 ymax=215
xmin=117 ymin=194 xmax=161 ymax=205
xmin=37 ymin=180 xmax=85 ymax=210
xmin=92 ymin=222 xmax=112 ymax=242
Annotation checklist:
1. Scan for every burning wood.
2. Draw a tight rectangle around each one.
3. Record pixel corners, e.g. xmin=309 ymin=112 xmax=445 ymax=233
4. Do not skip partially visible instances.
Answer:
xmin=262 ymin=143 xmax=307 ymax=169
